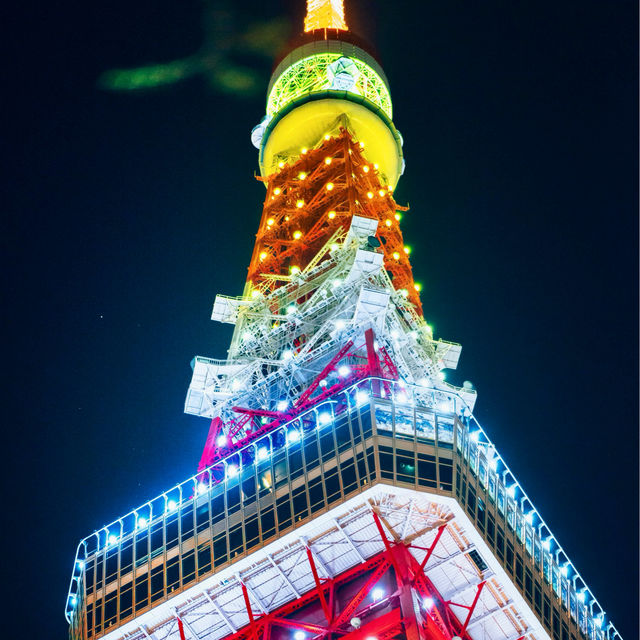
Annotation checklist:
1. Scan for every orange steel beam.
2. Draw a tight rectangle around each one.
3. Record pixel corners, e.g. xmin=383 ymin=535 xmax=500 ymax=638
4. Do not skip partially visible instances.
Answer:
xmin=247 ymin=129 xmax=422 ymax=314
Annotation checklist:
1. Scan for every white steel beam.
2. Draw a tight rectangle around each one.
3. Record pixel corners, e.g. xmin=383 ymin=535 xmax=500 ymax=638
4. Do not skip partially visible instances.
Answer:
xmin=267 ymin=553 xmax=302 ymax=597
xmin=443 ymin=572 xmax=494 ymax=604
xmin=421 ymin=544 xmax=476 ymax=571
xmin=333 ymin=518 xmax=366 ymax=562
xmin=301 ymin=537 xmax=333 ymax=578
xmin=401 ymin=499 xmax=415 ymax=540
xmin=203 ymin=592 xmax=236 ymax=633
xmin=177 ymin=615 xmax=201 ymax=640
xmin=237 ymin=576 xmax=268 ymax=614
xmin=466 ymin=600 xmax=515 ymax=631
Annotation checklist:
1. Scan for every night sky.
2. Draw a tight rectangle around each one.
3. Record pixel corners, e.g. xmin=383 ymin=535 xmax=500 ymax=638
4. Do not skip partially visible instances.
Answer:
xmin=5 ymin=1 xmax=637 ymax=637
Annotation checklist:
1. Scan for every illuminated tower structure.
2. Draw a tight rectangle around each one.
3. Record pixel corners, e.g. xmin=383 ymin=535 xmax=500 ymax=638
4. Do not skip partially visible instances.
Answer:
xmin=66 ymin=4 xmax=623 ymax=640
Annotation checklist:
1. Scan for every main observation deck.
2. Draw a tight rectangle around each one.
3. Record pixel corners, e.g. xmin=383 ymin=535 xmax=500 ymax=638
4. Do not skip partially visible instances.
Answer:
xmin=66 ymin=379 xmax=613 ymax=640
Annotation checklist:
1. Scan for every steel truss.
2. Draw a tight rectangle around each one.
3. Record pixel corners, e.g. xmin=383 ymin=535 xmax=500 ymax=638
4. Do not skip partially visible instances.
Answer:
xmin=187 ymin=509 xmax=490 ymax=640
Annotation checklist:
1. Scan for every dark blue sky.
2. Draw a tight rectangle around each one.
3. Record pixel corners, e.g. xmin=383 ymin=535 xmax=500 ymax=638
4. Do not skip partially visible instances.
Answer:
xmin=5 ymin=1 xmax=637 ymax=637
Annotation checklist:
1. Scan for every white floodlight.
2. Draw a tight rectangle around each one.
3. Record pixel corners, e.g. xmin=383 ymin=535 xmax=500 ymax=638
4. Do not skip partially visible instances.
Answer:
xmin=372 ymin=587 xmax=384 ymax=601
xmin=287 ymin=429 xmax=301 ymax=444
xmin=107 ymin=534 xmax=118 ymax=546
xmin=338 ymin=365 xmax=350 ymax=377
xmin=335 ymin=319 xmax=346 ymax=330
xmin=277 ymin=400 xmax=288 ymax=412
xmin=506 ymin=484 xmax=517 ymax=498
xmin=281 ymin=349 xmax=293 ymax=361
xmin=356 ymin=391 xmax=369 ymax=405
xmin=226 ymin=465 xmax=239 ymax=478
xmin=197 ymin=482 xmax=208 ymax=495
xmin=525 ymin=511 xmax=535 ymax=525
xmin=286 ymin=305 xmax=296 ymax=315
xmin=470 ymin=431 xmax=480 ymax=443
xmin=216 ymin=434 xmax=227 ymax=447
xmin=293 ymin=632 xmax=306 ymax=640
xmin=423 ymin=597 xmax=434 ymax=609
xmin=137 ymin=517 xmax=148 ymax=529
xmin=257 ymin=447 xmax=270 ymax=461
xmin=543 ymin=537 xmax=552 ymax=551
xmin=76 ymin=560 xmax=84 ymax=569
xmin=318 ymin=412 xmax=333 ymax=425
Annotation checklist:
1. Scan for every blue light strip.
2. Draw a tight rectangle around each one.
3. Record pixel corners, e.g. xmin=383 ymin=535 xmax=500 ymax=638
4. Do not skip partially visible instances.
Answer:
xmin=65 ymin=378 xmax=622 ymax=640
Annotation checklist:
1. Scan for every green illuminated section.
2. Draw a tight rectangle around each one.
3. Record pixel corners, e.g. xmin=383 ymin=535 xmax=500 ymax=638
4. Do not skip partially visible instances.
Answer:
xmin=267 ymin=53 xmax=392 ymax=119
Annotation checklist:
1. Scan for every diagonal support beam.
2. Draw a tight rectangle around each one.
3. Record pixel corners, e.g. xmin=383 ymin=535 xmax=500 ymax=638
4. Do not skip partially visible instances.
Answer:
xmin=333 ymin=556 xmax=390 ymax=628
xmin=426 ymin=545 xmax=476 ymax=572
xmin=417 ymin=524 xmax=447 ymax=573
xmin=139 ymin=626 xmax=155 ymax=640
xmin=305 ymin=545 xmax=332 ymax=623
xmin=238 ymin=577 xmax=267 ymax=614
xmin=240 ymin=582 xmax=260 ymax=640
xmin=180 ymin=616 xmax=202 ymax=640
xmin=454 ymin=581 xmax=486 ymax=636
xmin=301 ymin=537 xmax=333 ymax=577
xmin=204 ymin=592 xmax=236 ymax=633
xmin=176 ymin=617 xmax=187 ymax=640
xmin=401 ymin=500 xmax=415 ymax=540
xmin=443 ymin=574 xmax=492 ymax=602
xmin=267 ymin=553 xmax=301 ymax=598
xmin=371 ymin=509 xmax=403 ymax=580
xmin=333 ymin=517 xmax=366 ymax=562
xmin=466 ymin=600 xmax=514 ymax=631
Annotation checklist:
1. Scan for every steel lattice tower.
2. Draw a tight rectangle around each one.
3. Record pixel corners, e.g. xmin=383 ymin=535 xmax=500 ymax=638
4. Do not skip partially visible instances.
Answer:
xmin=66 ymin=4 xmax=622 ymax=640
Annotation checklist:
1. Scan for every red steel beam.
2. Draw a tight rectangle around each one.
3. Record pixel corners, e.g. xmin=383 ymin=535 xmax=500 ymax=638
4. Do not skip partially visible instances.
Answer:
xmin=176 ymin=617 xmax=186 ymax=640
xmin=455 ymin=580 xmax=487 ymax=636
xmin=417 ymin=524 xmax=447 ymax=573
xmin=305 ymin=546 xmax=332 ymax=623
xmin=332 ymin=557 xmax=390 ymax=628
xmin=240 ymin=582 xmax=260 ymax=640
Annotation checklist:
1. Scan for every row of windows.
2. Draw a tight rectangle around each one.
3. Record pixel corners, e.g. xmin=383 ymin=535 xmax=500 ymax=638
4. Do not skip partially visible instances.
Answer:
xmin=456 ymin=457 xmax=600 ymax=640
xmin=79 ymin=404 xmax=380 ymax=638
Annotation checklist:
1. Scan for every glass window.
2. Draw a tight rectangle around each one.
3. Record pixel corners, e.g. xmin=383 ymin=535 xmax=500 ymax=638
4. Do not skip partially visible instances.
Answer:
xmin=394 ymin=407 xmax=414 ymax=439
xmin=417 ymin=453 xmax=437 ymax=488
xmin=439 ymin=461 xmax=453 ymax=491
xmin=415 ymin=411 xmax=435 ymax=441
xmin=374 ymin=405 xmax=393 ymax=432
xmin=276 ymin=495 xmax=292 ymax=530
xmin=292 ymin=486 xmax=309 ymax=521
xmin=437 ymin=418 xmax=454 ymax=446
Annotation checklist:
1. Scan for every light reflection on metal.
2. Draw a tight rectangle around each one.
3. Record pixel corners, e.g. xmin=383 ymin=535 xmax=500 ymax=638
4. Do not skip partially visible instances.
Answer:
xmin=304 ymin=0 xmax=348 ymax=32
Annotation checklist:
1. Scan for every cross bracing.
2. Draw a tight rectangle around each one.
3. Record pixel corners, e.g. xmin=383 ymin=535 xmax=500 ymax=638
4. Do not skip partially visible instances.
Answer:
xmin=83 ymin=488 xmax=551 ymax=640
xmin=186 ymin=214 xmax=471 ymax=449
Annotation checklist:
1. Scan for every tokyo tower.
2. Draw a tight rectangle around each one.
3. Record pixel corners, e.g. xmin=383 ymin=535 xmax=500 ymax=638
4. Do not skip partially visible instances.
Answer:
xmin=65 ymin=3 xmax=623 ymax=640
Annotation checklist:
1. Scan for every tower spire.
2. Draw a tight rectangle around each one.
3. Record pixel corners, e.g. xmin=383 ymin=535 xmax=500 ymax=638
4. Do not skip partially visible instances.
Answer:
xmin=304 ymin=0 xmax=348 ymax=32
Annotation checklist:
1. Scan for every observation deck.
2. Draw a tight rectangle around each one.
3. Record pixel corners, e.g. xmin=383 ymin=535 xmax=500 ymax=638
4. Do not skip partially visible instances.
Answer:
xmin=66 ymin=379 xmax=617 ymax=640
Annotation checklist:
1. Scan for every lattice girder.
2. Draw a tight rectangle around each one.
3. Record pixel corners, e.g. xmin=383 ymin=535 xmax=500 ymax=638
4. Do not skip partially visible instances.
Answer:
xmin=249 ymin=130 xmax=421 ymax=313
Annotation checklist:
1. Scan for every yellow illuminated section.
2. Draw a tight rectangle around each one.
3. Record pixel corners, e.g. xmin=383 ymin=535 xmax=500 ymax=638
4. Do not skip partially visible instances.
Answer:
xmin=304 ymin=0 xmax=348 ymax=32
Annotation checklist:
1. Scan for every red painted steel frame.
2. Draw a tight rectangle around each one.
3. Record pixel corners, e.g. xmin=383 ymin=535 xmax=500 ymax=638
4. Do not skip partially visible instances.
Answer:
xmin=197 ymin=331 xmax=398 ymax=475
xmin=216 ymin=517 xmax=485 ymax=640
